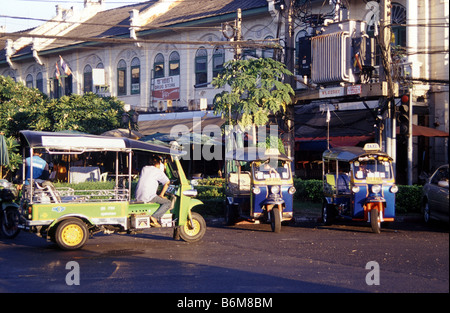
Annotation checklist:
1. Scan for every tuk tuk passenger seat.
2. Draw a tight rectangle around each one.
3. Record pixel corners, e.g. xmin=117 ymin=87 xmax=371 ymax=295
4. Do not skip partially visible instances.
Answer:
xmin=228 ymin=172 xmax=251 ymax=195
xmin=325 ymin=173 xmax=350 ymax=194
xmin=337 ymin=173 xmax=350 ymax=194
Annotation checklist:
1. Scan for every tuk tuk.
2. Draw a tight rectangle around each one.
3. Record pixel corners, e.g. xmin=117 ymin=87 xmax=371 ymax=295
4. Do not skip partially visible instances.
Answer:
xmin=321 ymin=143 xmax=398 ymax=233
xmin=8 ymin=130 xmax=206 ymax=250
xmin=224 ymin=147 xmax=295 ymax=232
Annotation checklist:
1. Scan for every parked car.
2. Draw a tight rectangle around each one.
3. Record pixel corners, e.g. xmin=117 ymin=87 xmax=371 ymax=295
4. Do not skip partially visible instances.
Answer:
xmin=422 ymin=164 xmax=449 ymax=224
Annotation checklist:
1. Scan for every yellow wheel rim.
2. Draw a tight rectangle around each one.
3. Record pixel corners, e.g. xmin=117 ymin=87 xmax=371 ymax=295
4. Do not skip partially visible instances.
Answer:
xmin=61 ymin=224 xmax=84 ymax=246
xmin=183 ymin=219 xmax=200 ymax=237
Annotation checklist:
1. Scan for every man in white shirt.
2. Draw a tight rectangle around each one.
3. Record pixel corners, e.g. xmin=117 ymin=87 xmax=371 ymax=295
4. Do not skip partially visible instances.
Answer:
xmin=135 ymin=157 xmax=171 ymax=227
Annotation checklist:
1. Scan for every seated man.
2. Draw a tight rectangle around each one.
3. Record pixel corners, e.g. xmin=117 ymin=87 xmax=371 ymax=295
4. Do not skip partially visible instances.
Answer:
xmin=135 ymin=156 xmax=171 ymax=227
xmin=25 ymin=150 xmax=50 ymax=184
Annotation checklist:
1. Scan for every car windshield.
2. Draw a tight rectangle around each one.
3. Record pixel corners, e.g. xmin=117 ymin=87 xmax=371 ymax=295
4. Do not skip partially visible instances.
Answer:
xmin=253 ymin=160 xmax=291 ymax=180
xmin=353 ymin=159 xmax=393 ymax=180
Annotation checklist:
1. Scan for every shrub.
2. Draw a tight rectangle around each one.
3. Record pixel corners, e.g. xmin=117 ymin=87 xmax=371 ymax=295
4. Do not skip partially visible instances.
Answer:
xmin=293 ymin=179 xmax=322 ymax=202
xmin=396 ymin=185 xmax=423 ymax=214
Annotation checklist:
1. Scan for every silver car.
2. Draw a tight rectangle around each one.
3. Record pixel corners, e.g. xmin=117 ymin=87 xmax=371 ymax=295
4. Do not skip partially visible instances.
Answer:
xmin=422 ymin=164 xmax=449 ymax=224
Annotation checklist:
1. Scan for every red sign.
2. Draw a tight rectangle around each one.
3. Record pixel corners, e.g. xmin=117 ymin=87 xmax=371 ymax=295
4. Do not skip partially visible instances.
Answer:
xmin=152 ymin=75 xmax=180 ymax=100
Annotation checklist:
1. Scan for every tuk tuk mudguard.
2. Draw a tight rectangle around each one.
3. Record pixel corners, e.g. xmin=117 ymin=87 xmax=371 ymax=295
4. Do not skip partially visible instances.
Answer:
xmin=172 ymin=158 xmax=204 ymax=226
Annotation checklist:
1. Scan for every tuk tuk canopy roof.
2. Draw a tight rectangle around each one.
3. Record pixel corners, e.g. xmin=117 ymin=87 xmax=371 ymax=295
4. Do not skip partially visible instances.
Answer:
xmin=19 ymin=130 xmax=185 ymax=156
xmin=225 ymin=147 xmax=291 ymax=162
xmin=322 ymin=146 xmax=392 ymax=162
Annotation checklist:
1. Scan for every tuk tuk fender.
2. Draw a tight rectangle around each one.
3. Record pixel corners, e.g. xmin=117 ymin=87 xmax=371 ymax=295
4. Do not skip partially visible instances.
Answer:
xmin=48 ymin=213 xmax=94 ymax=230
xmin=364 ymin=201 xmax=385 ymax=222
xmin=177 ymin=197 xmax=203 ymax=226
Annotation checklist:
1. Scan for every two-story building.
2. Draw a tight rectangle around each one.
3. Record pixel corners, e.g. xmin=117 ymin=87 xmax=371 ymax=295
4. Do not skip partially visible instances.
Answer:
xmin=1 ymin=0 xmax=448 ymax=183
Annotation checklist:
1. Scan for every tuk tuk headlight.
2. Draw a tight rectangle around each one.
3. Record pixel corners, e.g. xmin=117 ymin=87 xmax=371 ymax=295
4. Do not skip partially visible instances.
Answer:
xmin=390 ymin=185 xmax=398 ymax=193
xmin=352 ymin=186 xmax=360 ymax=193
xmin=270 ymin=186 xmax=280 ymax=194
xmin=252 ymin=186 xmax=261 ymax=195
xmin=371 ymin=185 xmax=382 ymax=194
xmin=288 ymin=186 xmax=296 ymax=195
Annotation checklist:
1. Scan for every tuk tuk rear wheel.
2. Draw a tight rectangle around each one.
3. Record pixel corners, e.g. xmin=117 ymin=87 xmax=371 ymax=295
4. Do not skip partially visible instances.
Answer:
xmin=179 ymin=212 xmax=206 ymax=243
xmin=322 ymin=201 xmax=335 ymax=226
xmin=55 ymin=218 xmax=88 ymax=250
xmin=370 ymin=209 xmax=381 ymax=234
xmin=225 ymin=203 xmax=237 ymax=226
xmin=270 ymin=207 xmax=281 ymax=233
xmin=0 ymin=208 xmax=20 ymax=239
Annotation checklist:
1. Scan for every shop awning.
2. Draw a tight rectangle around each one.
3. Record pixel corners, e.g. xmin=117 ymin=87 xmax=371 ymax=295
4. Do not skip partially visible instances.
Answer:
xmin=396 ymin=124 xmax=449 ymax=137
xmin=294 ymin=108 xmax=376 ymax=147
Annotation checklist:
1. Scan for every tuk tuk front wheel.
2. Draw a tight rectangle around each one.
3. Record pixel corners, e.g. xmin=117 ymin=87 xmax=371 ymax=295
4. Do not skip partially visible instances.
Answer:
xmin=370 ymin=208 xmax=381 ymax=234
xmin=270 ymin=207 xmax=281 ymax=233
xmin=55 ymin=218 xmax=88 ymax=250
xmin=179 ymin=212 xmax=206 ymax=243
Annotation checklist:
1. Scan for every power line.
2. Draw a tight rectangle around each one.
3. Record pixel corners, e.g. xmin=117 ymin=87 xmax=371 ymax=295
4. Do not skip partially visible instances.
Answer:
xmin=0 ymin=31 xmax=281 ymax=50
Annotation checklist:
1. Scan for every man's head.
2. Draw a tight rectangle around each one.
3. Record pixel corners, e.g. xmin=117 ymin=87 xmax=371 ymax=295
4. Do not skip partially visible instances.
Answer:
xmin=149 ymin=156 xmax=162 ymax=167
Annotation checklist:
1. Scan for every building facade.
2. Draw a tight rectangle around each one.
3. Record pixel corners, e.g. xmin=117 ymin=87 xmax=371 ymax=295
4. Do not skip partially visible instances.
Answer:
xmin=1 ymin=0 xmax=448 ymax=183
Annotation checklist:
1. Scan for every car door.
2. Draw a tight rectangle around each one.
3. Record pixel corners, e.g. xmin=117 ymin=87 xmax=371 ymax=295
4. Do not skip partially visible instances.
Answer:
xmin=428 ymin=166 xmax=449 ymax=221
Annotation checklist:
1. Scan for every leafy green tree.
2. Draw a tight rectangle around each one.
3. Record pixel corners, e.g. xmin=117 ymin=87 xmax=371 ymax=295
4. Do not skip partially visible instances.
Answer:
xmin=1 ymin=76 xmax=126 ymax=136
xmin=212 ymin=58 xmax=294 ymax=130
xmin=0 ymin=75 xmax=51 ymax=137
xmin=52 ymin=93 xmax=124 ymax=135
xmin=1 ymin=75 xmax=127 ymax=177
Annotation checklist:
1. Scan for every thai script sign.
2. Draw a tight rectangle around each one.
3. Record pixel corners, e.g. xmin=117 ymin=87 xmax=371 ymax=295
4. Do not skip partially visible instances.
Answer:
xmin=152 ymin=75 xmax=180 ymax=100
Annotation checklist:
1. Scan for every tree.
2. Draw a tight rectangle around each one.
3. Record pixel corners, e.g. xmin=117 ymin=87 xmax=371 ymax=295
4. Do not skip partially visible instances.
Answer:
xmin=0 ymin=75 xmax=51 ymax=138
xmin=212 ymin=58 xmax=294 ymax=130
xmin=51 ymin=93 xmax=124 ymax=134
xmin=1 ymin=75 xmax=126 ymax=178
xmin=0 ymin=76 xmax=126 ymax=137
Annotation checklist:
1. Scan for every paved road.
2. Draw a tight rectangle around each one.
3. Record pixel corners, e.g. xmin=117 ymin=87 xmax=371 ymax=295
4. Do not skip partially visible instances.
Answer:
xmin=0 ymin=219 xmax=448 ymax=294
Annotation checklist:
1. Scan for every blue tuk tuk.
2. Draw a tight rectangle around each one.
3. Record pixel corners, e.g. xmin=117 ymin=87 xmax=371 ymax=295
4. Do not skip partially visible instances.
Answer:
xmin=224 ymin=147 xmax=295 ymax=232
xmin=321 ymin=143 xmax=398 ymax=233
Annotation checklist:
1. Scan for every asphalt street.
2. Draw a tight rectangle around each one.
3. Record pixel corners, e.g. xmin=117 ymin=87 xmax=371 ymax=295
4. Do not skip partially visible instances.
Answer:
xmin=0 ymin=219 xmax=448 ymax=294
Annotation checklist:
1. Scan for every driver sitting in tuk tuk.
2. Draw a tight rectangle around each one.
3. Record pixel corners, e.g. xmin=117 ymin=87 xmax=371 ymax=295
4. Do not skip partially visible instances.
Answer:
xmin=259 ymin=162 xmax=279 ymax=179
xmin=135 ymin=156 xmax=171 ymax=227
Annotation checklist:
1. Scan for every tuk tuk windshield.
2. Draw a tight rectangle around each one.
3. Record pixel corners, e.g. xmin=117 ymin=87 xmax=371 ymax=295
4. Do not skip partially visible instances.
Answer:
xmin=252 ymin=160 xmax=291 ymax=181
xmin=353 ymin=158 xmax=393 ymax=180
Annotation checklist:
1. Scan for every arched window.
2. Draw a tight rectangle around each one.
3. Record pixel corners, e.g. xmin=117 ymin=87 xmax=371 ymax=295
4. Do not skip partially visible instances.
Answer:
xmin=117 ymin=59 xmax=127 ymax=96
xmin=154 ymin=53 xmax=165 ymax=78
xmin=169 ymin=51 xmax=180 ymax=76
xmin=391 ymin=3 xmax=406 ymax=47
xmin=262 ymin=36 xmax=275 ymax=59
xmin=83 ymin=64 xmax=93 ymax=93
xmin=213 ymin=46 xmax=225 ymax=78
xmin=26 ymin=74 xmax=33 ymax=88
xmin=131 ymin=57 xmax=140 ymax=94
xmin=36 ymin=72 xmax=43 ymax=92
xmin=195 ymin=47 xmax=208 ymax=86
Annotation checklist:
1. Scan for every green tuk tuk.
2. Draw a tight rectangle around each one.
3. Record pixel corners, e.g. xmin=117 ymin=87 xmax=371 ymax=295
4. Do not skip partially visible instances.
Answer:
xmin=11 ymin=130 xmax=206 ymax=250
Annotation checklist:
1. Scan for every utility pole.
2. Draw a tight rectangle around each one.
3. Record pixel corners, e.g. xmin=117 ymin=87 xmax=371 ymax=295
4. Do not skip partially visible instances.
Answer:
xmin=284 ymin=0 xmax=295 ymax=162
xmin=235 ymin=8 xmax=242 ymax=60
xmin=379 ymin=0 xmax=395 ymax=164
